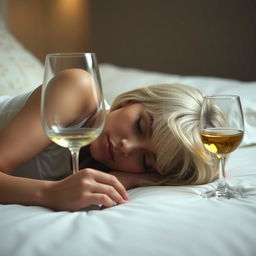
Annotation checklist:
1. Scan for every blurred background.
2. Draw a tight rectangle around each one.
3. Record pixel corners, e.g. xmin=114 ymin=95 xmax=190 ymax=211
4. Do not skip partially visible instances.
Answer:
xmin=3 ymin=0 xmax=256 ymax=80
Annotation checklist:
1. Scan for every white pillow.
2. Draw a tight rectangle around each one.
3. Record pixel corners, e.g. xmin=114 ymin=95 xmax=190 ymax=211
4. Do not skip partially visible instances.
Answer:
xmin=0 ymin=18 xmax=44 ymax=96
xmin=100 ymin=63 xmax=256 ymax=146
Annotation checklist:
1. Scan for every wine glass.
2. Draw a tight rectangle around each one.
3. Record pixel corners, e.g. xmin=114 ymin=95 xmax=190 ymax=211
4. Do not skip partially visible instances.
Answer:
xmin=41 ymin=53 xmax=105 ymax=174
xmin=200 ymin=95 xmax=244 ymax=199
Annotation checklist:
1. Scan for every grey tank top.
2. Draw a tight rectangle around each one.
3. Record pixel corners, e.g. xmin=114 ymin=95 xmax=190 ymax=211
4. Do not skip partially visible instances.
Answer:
xmin=0 ymin=91 xmax=71 ymax=180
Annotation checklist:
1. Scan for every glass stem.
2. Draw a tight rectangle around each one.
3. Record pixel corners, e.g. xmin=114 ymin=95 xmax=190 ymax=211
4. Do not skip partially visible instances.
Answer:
xmin=70 ymin=148 xmax=80 ymax=174
xmin=216 ymin=155 xmax=227 ymax=194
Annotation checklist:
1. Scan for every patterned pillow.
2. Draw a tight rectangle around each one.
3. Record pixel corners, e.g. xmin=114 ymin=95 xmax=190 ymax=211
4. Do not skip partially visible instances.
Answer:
xmin=0 ymin=18 xmax=44 ymax=96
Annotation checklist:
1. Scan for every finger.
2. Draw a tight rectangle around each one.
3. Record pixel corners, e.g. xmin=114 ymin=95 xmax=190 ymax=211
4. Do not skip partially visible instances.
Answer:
xmin=90 ymin=182 xmax=126 ymax=205
xmin=89 ymin=170 xmax=129 ymax=200
xmin=87 ymin=193 xmax=116 ymax=208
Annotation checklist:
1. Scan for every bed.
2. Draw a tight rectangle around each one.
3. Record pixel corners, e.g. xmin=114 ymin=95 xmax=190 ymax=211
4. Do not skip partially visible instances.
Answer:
xmin=1 ymin=4 xmax=256 ymax=256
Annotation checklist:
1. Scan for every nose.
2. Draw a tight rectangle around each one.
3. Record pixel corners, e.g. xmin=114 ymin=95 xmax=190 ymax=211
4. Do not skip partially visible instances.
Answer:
xmin=119 ymin=138 xmax=145 ymax=157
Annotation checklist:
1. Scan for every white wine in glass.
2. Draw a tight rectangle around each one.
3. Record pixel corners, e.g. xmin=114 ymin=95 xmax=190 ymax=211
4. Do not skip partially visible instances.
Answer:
xmin=200 ymin=95 xmax=244 ymax=199
xmin=41 ymin=53 xmax=105 ymax=174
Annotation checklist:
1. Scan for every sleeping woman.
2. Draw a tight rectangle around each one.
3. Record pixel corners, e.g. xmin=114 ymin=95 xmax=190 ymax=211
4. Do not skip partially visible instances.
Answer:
xmin=0 ymin=69 xmax=217 ymax=211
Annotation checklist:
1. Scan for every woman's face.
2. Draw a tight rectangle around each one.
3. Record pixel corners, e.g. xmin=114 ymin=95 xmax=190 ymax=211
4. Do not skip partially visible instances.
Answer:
xmin=90 ymin=102 xmax=157 ymax=173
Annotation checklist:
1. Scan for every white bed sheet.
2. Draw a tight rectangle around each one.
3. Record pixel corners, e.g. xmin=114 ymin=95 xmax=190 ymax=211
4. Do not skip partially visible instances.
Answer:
xmin=1 ymin=145 xmax=256 ymax=256
xmin=0 ymin=63 xmax=256 ymax=256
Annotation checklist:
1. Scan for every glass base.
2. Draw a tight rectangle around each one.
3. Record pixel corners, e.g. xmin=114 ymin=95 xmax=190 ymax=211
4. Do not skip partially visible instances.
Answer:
xmin=201 ymin=184 xmax=242 ymax=199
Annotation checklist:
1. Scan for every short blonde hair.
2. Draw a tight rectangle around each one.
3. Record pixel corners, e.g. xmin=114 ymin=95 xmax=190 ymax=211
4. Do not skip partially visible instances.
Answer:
xmin=111 ymin=83 xmax=218 ymax=185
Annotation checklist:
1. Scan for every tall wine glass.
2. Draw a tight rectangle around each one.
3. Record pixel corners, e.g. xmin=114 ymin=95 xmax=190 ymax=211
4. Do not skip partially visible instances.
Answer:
xmin=41 ymin=53 xmax=105 ymax=174
xmin=200 ymin=95 xmax=244 ymax=199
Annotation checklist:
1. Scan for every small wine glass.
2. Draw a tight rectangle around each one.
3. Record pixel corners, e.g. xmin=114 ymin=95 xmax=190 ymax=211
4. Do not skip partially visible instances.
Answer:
xmin=200 ymin=95 xmax=244 ymax=199
xmin=41 ymin=53 xmax=105 ymax=174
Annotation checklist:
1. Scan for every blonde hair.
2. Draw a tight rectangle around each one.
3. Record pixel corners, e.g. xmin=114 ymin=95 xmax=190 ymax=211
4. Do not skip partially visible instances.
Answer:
xmin=111 ymin=83 xmax=218 ymax=186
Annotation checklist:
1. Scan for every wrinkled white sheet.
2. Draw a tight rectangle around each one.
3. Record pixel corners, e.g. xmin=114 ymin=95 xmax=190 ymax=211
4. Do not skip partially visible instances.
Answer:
xmin=1 ymin=145 xmax=256 ymax=256
xmin=1 ymin=64 xmax=256 ymax=256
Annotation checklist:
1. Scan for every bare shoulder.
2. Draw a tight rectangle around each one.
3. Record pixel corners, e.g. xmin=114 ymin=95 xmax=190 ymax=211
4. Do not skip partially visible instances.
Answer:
xmin=45 ymin=69 xmax=97 ymax=118
xmin=47 ymin=68 xmax=95 ymax=97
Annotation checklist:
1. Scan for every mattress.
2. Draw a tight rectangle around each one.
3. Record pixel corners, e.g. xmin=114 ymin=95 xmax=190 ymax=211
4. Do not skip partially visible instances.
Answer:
xmin=0 ymin=145 xmax=256 ymax=256
xmin=0 ymin=63 xmax=256 ymax=256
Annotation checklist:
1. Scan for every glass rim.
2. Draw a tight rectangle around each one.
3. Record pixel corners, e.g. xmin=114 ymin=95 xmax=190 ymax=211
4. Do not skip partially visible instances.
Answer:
xmin=46 ymin=52 xmax=96 ymax=57
xmin=204 ymin=95 xmax=240 ymax=99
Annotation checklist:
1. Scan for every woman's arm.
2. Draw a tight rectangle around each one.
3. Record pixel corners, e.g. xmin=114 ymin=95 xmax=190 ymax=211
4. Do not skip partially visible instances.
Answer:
xmin=0 ymin=68 xmax=99 ymax=172
xmin=0 ymin=69 xmax=128 ymax=210
xmin=0 ymin=169 xmax=128 ymax=211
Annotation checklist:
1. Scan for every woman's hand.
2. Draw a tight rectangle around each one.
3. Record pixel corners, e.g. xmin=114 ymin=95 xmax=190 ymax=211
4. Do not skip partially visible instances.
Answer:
xmin=41 ymin=169 xmax=129 ymax=211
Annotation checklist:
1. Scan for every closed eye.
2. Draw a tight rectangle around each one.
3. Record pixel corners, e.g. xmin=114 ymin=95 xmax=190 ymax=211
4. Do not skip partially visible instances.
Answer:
xmin=136 ymin=117 xmax=143 ymax=135
xmin=142 ymin=153 xmax=148 ymax=171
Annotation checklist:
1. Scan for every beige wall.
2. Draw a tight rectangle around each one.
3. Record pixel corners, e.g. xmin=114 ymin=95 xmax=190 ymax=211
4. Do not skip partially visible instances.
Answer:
xmin=7 ymin=0 xmax=256 ymax=80
xmin=9 ymin=0 xmax=90 ymax=63
xmin=89 ymin=0 xmax=256 ymax=81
